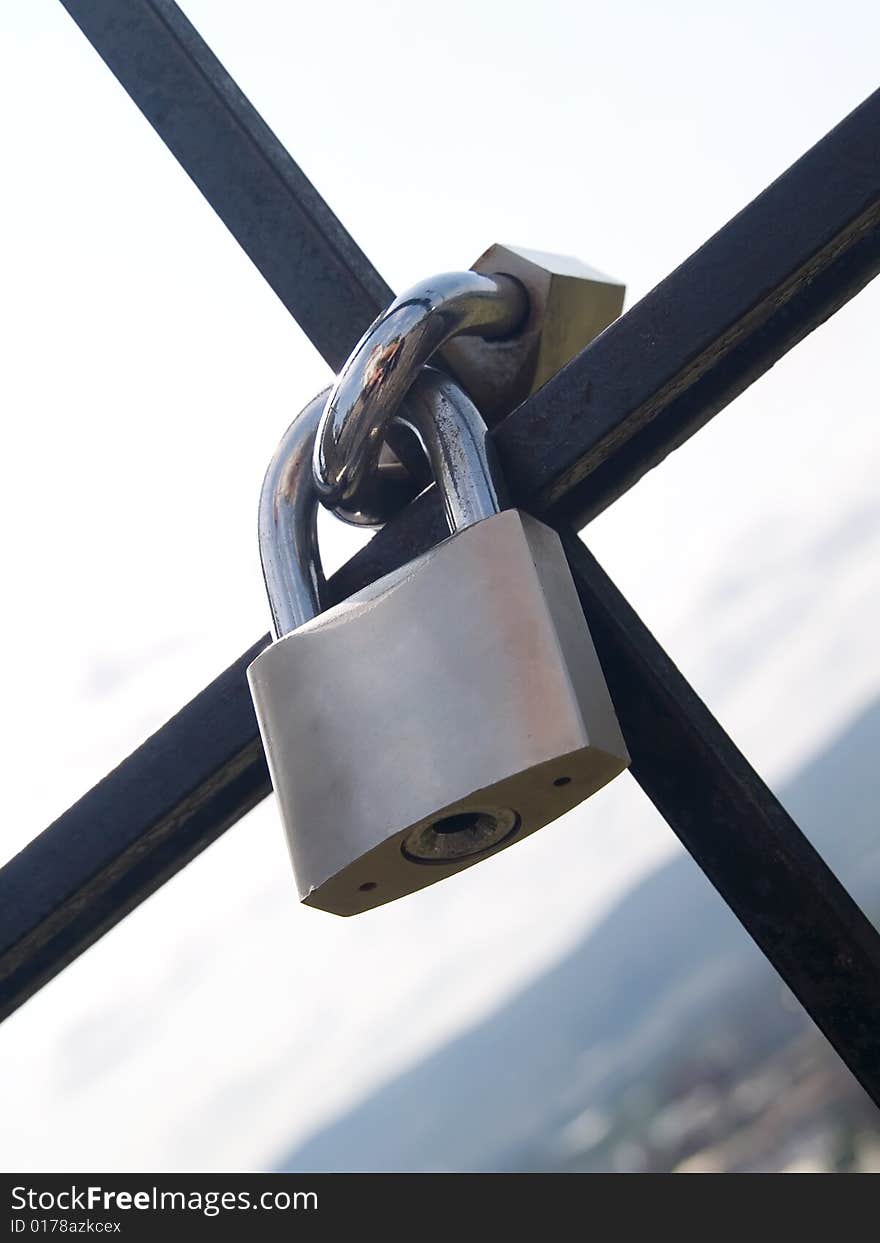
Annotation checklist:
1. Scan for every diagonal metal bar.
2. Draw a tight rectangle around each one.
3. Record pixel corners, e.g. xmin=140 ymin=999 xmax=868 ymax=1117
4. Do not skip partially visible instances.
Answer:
xmin=4 ymin=535 xmax=880 ymax=1113
xmin=496 ymin=86 xmax=880 ymax=527
xmin=57 ymin=0 xmax=392 ymax=372
xmin=0 ymin=639 xmax=270 ymax=1023
xmin=59 ymin=0 xmax=880 ymax=525
xmin=5 ymin=0 xmax=872 ymax=1109
xmin=293 ymin=84 xmax=880 ymax=599
xmin=561 ymin=534 xmax=880 ymax=1109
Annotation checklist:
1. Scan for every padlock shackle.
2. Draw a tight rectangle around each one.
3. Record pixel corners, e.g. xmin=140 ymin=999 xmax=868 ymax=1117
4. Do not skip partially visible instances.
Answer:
xmin=258 ymin=388 xmax=328 ymax=638
xmin=312 ymin=270 xmax=527 ymax=525
xmin=395 ymin=368 xmax=503 ymax=532
xmin=260 ymin=372 xmax=502 ymax=638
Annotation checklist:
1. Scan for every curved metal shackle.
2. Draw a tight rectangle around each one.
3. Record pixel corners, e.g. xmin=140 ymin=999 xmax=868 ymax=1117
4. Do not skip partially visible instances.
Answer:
xmin=260 ymin=370 xmax=502 ymax=638
xmin=393 ymin=367 xmax=503 ymax=534
xmin=258 ymin=388 xmax=329 ymax=638
xmin=312 ymin=269 xmax=527 ymax=525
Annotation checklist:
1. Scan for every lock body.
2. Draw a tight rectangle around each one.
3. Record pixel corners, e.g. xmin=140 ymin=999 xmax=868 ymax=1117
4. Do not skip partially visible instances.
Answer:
xmin=248 ymin=509 xmax=628 ymax=915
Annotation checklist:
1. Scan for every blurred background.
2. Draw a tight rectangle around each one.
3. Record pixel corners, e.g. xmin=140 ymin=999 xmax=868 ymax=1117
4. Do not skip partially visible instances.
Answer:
xmin=1 ymin=0 xmax=878 ymax=1173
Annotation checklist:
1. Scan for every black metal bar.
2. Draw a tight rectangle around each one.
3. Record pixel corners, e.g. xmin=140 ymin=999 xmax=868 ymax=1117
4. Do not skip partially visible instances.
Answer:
xmin=561 ymin=533 xmax=880 ymax=1109
xmin=0 ymin=639 xmax=269 ymax=1023
xmin=496 ymin=87 xmax=880 ymax=527
xmin=6 ymin=0 xmax=871 ymax=1110
xmin=55 ymin=0 xmax=437 ymax=485
xmin=324 ymin=89 xmax=880 ymax=593
xmin=328 ymin=91 xmax=880 ymax=592
xmin=59 ymin=4 xmax=880 ymax=525
xmin=57 ymin=0 xmax=392 ymax=372
xmin=5 ymin=536 xmax=880 ymax=1112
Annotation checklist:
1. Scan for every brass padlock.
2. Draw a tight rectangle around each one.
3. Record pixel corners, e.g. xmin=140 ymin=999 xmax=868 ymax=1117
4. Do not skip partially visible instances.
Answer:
xmin=248 ymin=366 xmax=629 ymax=915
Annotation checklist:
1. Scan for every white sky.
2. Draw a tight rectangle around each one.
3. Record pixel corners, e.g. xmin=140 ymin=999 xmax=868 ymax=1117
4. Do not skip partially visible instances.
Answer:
xmin=0 ymin=0 xmax=878 ymax=1171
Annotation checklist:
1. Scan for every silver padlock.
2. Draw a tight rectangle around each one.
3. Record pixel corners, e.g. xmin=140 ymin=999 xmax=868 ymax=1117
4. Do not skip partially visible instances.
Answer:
xmin=248 ymin=365 xmax=629 ymax=916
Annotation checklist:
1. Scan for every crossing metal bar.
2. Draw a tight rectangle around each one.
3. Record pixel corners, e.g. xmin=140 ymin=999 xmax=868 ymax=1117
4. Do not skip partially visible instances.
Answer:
xmin=564 ymin=536 xmax=880 ymax=1108
xmin=498 ymin=88 xmax=880 ymax=527
xmin=1 ymin=0 xmax=877 ymax=1109
xmin=55 ymin=0 xmax=438 ymax=487
xmin=57 ymin=0 xmax=392 ymax=372
xmin=0 ymin=640 xmax=270 ymax=1024
xmin=5 ymin=535 xmax=880 ymax=1110
xmin=58 ymin=2 xmax=880 ymax=526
